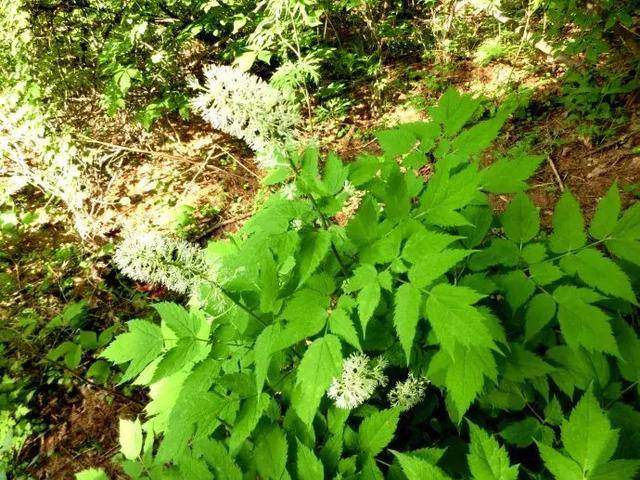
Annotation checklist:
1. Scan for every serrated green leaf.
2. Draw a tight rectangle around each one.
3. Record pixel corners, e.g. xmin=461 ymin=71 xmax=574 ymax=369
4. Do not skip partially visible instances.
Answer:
xmin=254 ymin=324 xmax=280 ymax=394
xmin=432 ymin=345 xmax=496 ymax=419
xmin=429 ymin=88 xmax=481 ymax=137
xmin=499 ymin=417 xmax=554 ymax=448
xmin=424 ymin=284 xmax=494 ymax=354
xmin=481 ymin=154 xmax=544 ymax=193
xmin=297 ymin=440 xmax=324 ymax=480
xmin=346 ymin=196 xmax=379 ymax=246
xmin=322 ymin=151 xmax=349 ymax=194
xmin=155 ymin=360 xmax=226 ymax=462
xmin=561 ymin=389 xmax=619 ymax=472
xmin=469 ymin=238 xmax=520 ymax=271
xmin=229 ymin=393 xmax=269 ymax=454
xmin=613 ymin=317 xmax=640 ymax=384
xmin=255 ymin=425 xmax=288 ymax=480
xmin=420 ymin=166 xmax=480 ymax=227
xmin=377 ymin=127 xmax=417 ymax=158
xmin=101 ymin=320 xmax=163 ymax=383
xmin=524 ymin=293 xmax=557 ymax=342
xmin=392 ymin=450 xmax=453 ymax=480
xmin=501 ymin=192 xmax=539 ymax=243
xmin=402 ymin=228 xmax=462 ymax=263
xmin=154 ymin=303 xmax=200 ymax=339
xmin=493 ymin=270 xmax=535 ymax=312
xmin=279 ymin=289 xmax=329 ymax=347
xmin=546 ymin=346 xmax=610 ymax=398
xmin=529 ymin=261 xmax=564 ymax=286
xmin=151 ymin=337 xmax=210 ymax=383
xmin=444 ymin=115 xmax=508 ymax=171
xmin=590 ymin=183 xmax=621 ymax=240
xmin=612 ymin=203 xmax=640 ymax=239
xmin=358 ymin=408 xmax=400 ymax=456
xmin=549 ymin=191 xmax=586 ymax=253
xmin=408 ymin=249 xmax=473 ymax=288
xmin=298 ymin=230 xmax=331 ymax=286
xmin=292 ymin=334 xmax=342 ymax=425
xmin=394 ymin=283 xmax=422 ymax=363
xmin=503 ymin=344 xmax=554 ymax=382
xmin=569 ymin=248 xmax=636 ymax=304
xmin=537 ymin=443 xmax=583 ymax=480
xmin=196 ymin=439 xmax=243 ymax=480
xmin=553 ymin=286 xmax=619 ymax=356
xmin=358 ymin=282 xmax=381 ymax=334
xmin=360 ymin=455 xmax=385 ymax=480
xmin=467 ymin=421 xmax=519 ymax=480
xmin=329 ymin=306 xmax=361 ymax=351
xmin=345 ymin=264 xmax=378 ymax=292
xmin=590 ymin=459 xmax=640 ymax=480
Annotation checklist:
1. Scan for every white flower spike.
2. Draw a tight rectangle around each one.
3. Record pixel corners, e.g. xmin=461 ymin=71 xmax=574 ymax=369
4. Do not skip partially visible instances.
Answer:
xmin=113 ymin=232 xmax=209 ymax=295
xmin=190 ymin=64 xmax=300 ymax=170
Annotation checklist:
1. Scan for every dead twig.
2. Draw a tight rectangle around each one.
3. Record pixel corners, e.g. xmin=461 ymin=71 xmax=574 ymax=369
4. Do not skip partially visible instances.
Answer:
xmin=547 ymin=156 xmax=565 ymax=192
xmin=75 ymin=133 xmax=247 ymax=180
xmin=587 ymin=129 xmax=640 ymax=155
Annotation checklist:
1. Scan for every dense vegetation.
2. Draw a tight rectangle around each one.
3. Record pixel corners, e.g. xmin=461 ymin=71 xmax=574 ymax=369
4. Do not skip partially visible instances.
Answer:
xmin=2 ymin=0 xmax=640 ymax=479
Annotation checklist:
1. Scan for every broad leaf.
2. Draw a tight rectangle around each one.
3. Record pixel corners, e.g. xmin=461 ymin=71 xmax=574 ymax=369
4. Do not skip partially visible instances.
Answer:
xmin=101 ymin=320 xmax=163 ymax=383
xmin=255 ymin=425 xmax=288 ymax=480
xmin=359 ymin=408 xmax=400 ymax=456
xmin=549 ymin=191 xmax=586 ymax=253
xmin=394 ymin=283 xmax=422 ymax=363
xmin=424 ymin=284 xmax=494 ymax=354
xmin=501 ymin=192 xmax=539 ymax=243
xmin=292 ymin=335 xmax=343 ymax=425
xmin=467 ymin=422 xmax=519 ymax=480
xmin=590 ymin=183 xmax=620 ymax=240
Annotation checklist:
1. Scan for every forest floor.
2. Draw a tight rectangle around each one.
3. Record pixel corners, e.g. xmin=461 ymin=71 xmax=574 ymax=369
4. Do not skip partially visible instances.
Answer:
xmin=6 ymin=53 xmax=640 ymax=478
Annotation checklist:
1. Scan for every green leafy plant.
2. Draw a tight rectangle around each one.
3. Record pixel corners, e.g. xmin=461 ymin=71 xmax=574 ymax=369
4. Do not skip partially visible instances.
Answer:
xmin=102 ymin=88 xmax=640 ymax=478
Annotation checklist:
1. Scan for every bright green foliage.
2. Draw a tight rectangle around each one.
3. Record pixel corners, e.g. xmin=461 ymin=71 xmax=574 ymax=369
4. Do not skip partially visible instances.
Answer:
xmin=100 ymin=320 xmax=163 ymax=383
xmin=467 ymin=422 xmax=519 ymax=480
xmin=99 ymin=89 xmax=640 ymax=478
xmin=358 ymin=408 xmax=400 ymax=456
xmin=394 ymin=283 xmax=422 ymax=363
xmin=292 ymin=334 xmax=343 ymax=425
xmin=537 ymin=389 xmax=640 ymax=479
xmin=393 ymin=450 xmax=453 ymax=479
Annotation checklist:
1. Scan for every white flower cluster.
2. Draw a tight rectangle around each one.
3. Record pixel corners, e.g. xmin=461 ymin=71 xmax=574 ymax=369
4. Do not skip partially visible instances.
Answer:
xmin=113 ymin=232 xmax=209 ymax=295
xmin=387 ymin=373 xmax=429 ymax=411
xmin=0 ymin=88 xmax=94 ymax=237
xmin=328 ymin=353 xmax=388 ymax=410
xmin=190 ymin=64 xmax=300 ymax=169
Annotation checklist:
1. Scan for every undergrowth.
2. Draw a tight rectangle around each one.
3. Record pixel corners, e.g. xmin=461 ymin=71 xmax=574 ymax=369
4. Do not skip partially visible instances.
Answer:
xmin=97 ymin=89 xmax=640 ymax=479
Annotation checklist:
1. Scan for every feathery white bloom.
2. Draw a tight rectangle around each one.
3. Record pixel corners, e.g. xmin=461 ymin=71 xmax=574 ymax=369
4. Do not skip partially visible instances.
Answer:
xmin=190 ymin=64 xmax=300 ymax=169
xmin=387 ymin=373 xmax=429 ymax=411
xmin=290 ymin=218 xmax=303 ymax=231
xmin=281 ymin=183 xmax=297 ymax=200
xmin=327 ymin=353 xmax=388 ymax=410
xmin=113 ymin=232 xmax=209 ymax=295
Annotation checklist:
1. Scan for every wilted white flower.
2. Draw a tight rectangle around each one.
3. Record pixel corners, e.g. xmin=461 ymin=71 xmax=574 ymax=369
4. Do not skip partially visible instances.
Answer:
xmin=190 ymin=64 xmax=300 ymax=169
xmin=387 ymin=373 xmax=429 ymax=411
xmin=281 ymin=183 xmax=297 ymax=200
xmin=327 ymin=353 xmax=388 ymax=410
xmin=290 ymin=218 xmax=303 ymax=231
xmin=113 ymin=232 xmax=209 ymax=295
